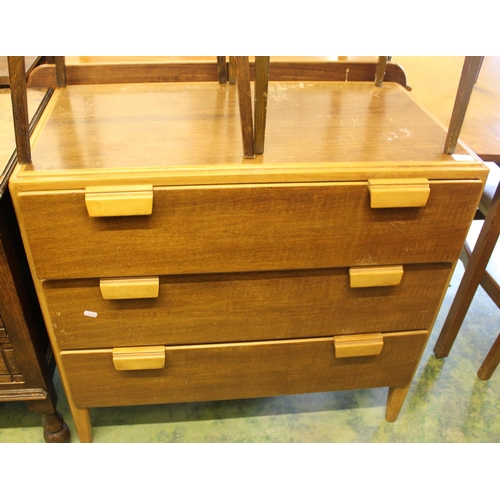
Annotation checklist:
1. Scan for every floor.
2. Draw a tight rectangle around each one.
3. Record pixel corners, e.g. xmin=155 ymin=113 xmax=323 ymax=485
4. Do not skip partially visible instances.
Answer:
xmin=1 ymin=256 xmax=499 ymax=443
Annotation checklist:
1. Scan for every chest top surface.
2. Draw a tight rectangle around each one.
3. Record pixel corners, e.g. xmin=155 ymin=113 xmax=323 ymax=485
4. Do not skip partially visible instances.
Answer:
xmin=11 ymin=81 xmax=487 ymax=190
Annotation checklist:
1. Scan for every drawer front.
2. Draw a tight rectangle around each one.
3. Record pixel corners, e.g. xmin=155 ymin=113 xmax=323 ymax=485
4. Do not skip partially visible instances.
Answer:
xmin=61 ymin=330 xmax=428 ymax=408
xmin=45 ymin=263 xmax=450 ymax=349
xmin=19 ymin=180 xmax=481 ymax=279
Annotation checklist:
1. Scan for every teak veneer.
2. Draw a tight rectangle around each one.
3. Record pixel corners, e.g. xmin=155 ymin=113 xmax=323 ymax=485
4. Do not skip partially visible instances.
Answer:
xmin=8 ymin=75 xmax=487 ymax=443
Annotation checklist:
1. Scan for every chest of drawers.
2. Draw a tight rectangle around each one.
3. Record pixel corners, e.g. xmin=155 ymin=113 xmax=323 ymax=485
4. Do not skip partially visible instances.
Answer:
xmin=9 ymin=80 xmax=487 ymax=442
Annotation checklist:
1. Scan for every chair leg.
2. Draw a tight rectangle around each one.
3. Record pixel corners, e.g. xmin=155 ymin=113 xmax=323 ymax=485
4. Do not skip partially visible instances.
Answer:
xmin=7 ymin=57 xmax=31 ymax=166
xmin=434 ymin=183 xmax=500 ymax=358
xmin=216 ymin=56 xmax=228 ymax=84
xmin=233 ymin=56 xmax=255 ymax=159
xmin=444 ymin=56 xmax=484 ymax=154
xmin=228 ymin=56 xmax=236 ymax=84
xmin=375 ymin=56 xmax=388 ymax=87
xmin=478 ymin=333 xmax=500 ymax=380
xmin=54 ymin=56 xmax=67 ymax=87
xmin=254 ymin=56 xmax=270 ymax=154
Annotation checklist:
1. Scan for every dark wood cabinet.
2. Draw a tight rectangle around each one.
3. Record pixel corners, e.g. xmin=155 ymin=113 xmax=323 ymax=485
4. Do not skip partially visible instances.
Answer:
xmin=0 ymin=87 xmax=69 ymax=442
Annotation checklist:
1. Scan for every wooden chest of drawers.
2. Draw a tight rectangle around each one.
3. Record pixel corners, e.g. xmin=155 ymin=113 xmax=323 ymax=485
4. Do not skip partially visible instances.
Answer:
xmin=9 ymin=80 xmax=487 ymax=442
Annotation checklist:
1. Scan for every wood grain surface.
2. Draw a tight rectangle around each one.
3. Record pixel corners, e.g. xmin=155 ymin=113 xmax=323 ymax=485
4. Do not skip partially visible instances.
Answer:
xmin=23 ymin=82 xmax=473 ymax=174
xmin=61 ymin=330 xmax=428 ymax=408
xmin=43 ymin=264 xmax=451 ymax=350
xmin=18 ymin=180 xmax=482 ymax=280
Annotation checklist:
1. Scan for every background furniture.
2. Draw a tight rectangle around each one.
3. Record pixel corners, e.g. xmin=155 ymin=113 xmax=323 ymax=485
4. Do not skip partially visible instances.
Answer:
xmin=392 ymin=56 xmax=500 ymax=163
xmin=434 ymin=179 xmax=500 ymax=379
xmin=8 ymin=56 xmax=487 ymax=442
xmin=0 ymin=57 xmax=44 ymax=88
xmin=24 ymin=56 xmax=408 ymax=160
xmin=433 ymin=57 xmax=500 ymax=379
xmin=0 ymin=84 xmax=70 ymax=442
xmin=25 ymin=56 xmax=410 ymax=88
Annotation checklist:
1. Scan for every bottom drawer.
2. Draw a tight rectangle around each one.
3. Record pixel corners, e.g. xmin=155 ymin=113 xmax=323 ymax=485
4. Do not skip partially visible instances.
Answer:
xmin=62 ymin=330 xmax=428 ymax=409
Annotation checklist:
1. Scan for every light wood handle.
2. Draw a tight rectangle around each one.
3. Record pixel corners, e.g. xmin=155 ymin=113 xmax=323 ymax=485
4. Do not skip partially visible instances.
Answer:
xmin=112 ymin=346 xmax=165 ymax=370
xmin=349 ymin=266 xmax=403 ymax=288
xmin=334 ymin=333 xmax=384 ymax=358
xmin=85 ymin=184 xmax=153 ymax=217
xmin=368 ymin=178 xmax=430 ymax=208
xmin=100 ymin=276 xmax=159 ymax=300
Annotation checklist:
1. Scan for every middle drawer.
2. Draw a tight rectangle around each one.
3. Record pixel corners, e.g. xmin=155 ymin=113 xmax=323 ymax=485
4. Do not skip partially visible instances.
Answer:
xmin=44 ymin=263 xmax=451 ymax=349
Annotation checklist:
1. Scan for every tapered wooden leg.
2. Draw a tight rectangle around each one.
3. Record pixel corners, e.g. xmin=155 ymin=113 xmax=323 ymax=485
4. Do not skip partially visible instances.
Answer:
xmin=70 ymin=404 xmax=93 ymax=443
xmin=254 ymin=56 xmax=270 ymax=155
xmin=434 ymin=184 xmax=500 ymax=358
xmin=385 ymin=384 xmax=411 ymax=422
xmin=478 ymin=333 xmax=500 ymax=380
xmin=233 ymin=56 xmax=255 ymax=159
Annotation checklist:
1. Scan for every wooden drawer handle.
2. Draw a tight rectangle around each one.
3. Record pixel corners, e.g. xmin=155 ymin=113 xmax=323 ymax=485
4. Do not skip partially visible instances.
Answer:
xmin=85 ymin=184 xmax=153 ymax=217
xmin=112 ymin=346 xmax=165 ymax=371
xmin=349 ymin=266 xmax=403 ymax=288
xmin=368 ymin=178 xmax=430 ymax=208
xmin=334 ymin=333 xmax=384 ymax=358
xmin=100 ymin=277 xmax=159 ymax=300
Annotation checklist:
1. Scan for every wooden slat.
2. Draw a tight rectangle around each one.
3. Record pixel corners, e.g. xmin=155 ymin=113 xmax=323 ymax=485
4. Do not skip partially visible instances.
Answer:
xmin=54 ymin=56 xmax=67 ymax=87
xmin=444 ymin=56 xmax=484 ymax=154
xmin=216 ymin=56 xmax=227 ymax=84
xmin=234 ymin=56 xmax=255 ymax=158
xmin=7 ymin=57 xmax=31 ymax=165
xmin=375 ymin=56 xmax=388 ymax=87
xmin=27 ymin=61 xmax=410 ymax=88
xmin=254 ymin=56 xmax=270 ymax=154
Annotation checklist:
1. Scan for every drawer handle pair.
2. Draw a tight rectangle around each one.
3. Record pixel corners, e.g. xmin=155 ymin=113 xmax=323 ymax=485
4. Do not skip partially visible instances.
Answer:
xmin=368 ymin=178 xmax=430 ymax=208
xmin=85 ymin=185 xmax=153 ymax=217
xmin=84 ymin=179 xmax=429 ymax=216
xmin=112 ymin=334 xmax=384 ymax=371
xmin=100 ymin=277 xmax=159 ymax=300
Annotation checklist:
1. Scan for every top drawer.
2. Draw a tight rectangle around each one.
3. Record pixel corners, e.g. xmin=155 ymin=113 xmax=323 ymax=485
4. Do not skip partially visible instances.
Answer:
xmin=17 ymin=180 xmax=482 ymax=279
